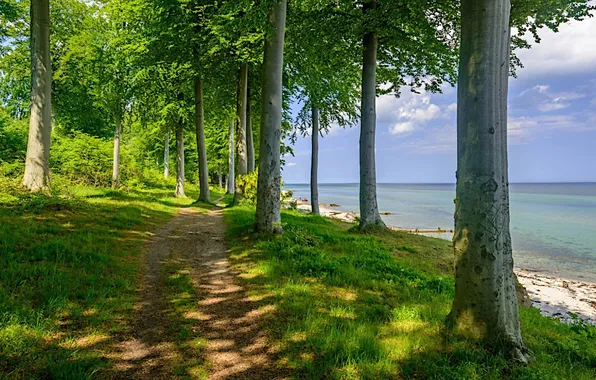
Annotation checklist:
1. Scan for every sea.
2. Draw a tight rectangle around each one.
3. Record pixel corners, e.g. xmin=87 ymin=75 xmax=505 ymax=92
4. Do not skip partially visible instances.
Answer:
xmin=285 ymin=183 xmax=596 ymax=282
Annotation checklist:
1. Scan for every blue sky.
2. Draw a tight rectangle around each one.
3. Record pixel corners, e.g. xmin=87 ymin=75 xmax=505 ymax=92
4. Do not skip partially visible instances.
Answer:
xmin=282 ymin=16 xmax=596 ymax=184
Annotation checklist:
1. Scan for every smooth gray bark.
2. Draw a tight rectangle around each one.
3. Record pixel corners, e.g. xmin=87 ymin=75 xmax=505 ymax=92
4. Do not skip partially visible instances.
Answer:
xmin=175 ymin=123 xmax=185 ymax=198
xmin=218 ymin=163 xmax=223 ymax=188
xmin=246 ymin=86 xmax=255 ymax=173
xmin=256 ymin=0 xmax=286 ymax=233
xmin=310 ymin=106 xmax=320 ymax=215
xmin=227 ymin=119 xmax=235 ymax=195
xmin=237 ymin=64 xmax=248 ymax=176
xmin=23 ymin=0 xmax=51 ymax=192
xmin=195 ymin=77 xmax=210 ymax=202
xmin=358 ymin=7 xmax=385 ymax=230
xmin=112 ymin=113 xmax=121 ymax=189
xmin=448 ymin=0 xmax=529 ymax=363
xmin=164 ymin=132 xmax=169 ymax=179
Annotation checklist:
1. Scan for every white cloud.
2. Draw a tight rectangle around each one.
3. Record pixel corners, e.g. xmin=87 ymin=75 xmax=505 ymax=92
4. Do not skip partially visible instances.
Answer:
xmin=379 ymin=90 xmax=455 ymax=136
xmin=512 ymin=85 xmax=586 ymax=113
xmin=390 ymin=122 xmax=415 ymax=135
xmin=286 ymin=162 xmax=297 ymax=167
xmin=515 ymin=16 xmax=596 ymax=79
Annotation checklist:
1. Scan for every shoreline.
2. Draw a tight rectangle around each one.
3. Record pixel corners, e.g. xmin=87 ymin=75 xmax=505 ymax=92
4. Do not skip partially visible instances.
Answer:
xmin=292 ymin=199 xmax=596 ymax=325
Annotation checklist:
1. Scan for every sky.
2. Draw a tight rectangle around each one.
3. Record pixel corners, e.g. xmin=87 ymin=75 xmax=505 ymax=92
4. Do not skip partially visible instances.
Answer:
xmin=282 ymin=16 xmax=596 ymax=184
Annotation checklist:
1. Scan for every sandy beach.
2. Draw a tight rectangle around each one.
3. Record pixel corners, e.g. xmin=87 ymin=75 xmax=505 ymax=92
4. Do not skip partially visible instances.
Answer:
xmin=292 ymin=199 xmax=596 ymax=325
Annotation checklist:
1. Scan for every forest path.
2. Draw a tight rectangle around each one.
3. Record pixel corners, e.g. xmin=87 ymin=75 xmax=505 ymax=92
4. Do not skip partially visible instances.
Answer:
xmin=109 ymin=206 xmax=287 ymax=379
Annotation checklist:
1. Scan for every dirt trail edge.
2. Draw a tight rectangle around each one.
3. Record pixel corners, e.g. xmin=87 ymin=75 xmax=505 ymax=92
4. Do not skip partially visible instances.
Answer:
xmin=109 ymin=207 xmax=288 ymax=379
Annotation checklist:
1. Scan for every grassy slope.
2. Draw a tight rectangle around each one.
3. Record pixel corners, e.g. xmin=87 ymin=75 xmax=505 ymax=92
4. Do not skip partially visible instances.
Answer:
xmin=0 ymin=184 xmax=223 ymax=378
xmin=224 ymin=206 xmax=596 ymax=379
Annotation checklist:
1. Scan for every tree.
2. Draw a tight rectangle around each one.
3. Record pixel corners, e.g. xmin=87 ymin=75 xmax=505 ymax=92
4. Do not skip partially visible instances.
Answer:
xmin=246 ymin=86 xmax=255 ymax=172
xmin=23 ymin=0 xmax=51 ymax=192
xmin=195 ymin=76 xmax=210 ymax=202
xmin=164 ymin=132 xmax=169 ymax=179
xmin=310 ymin=106 xmax=320 ymax=214
xmin=255 ymin=0 xmax=286 ymax=233
xmin=175 ymin=119 xmax=185 ymax=197
xmin=358 ymin=1 xmax=383 ymax=229
xmin=227 ymin=118 xmax=234 ymax=194
xmin=285 ymin=1 xmax=360 ymax=216
xmin=448 ymin=0 xmax=529 ymax=362
xmin=236 ymin=64 xmax=248 ymax=176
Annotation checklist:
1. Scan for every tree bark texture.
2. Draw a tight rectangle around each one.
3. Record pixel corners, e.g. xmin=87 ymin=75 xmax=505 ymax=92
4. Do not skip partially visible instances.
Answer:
xmin=246 ymin=86 xmax=255 ymax=173
xmin=164 ymin=132 xmax=170 ymax=179
xmin=227 ymin=119 xmax=235 ymax=195
xmin=23 ymin=0 xmax=51 ymax=192
xmin=358 ymin=6 xmax=385 ymax=230
xmin=311 ymin=106 xmax=320 ymax=215
xmin=195 ymin=77 xmax=210 ymax=202
xmin=255 ymin=0 xmax=286 ymax=233
xmin=175 ymin=123 xmax=185 ymax=198
xmin=449 ymin=0 xmax=529 ymax=363
xmin=237 ymin=64 xmax=248 ymax=176
xmin=112 ymin=113 xmax=121 ymax=189
xmin=218 ymin=163 xmax=223 ymax=188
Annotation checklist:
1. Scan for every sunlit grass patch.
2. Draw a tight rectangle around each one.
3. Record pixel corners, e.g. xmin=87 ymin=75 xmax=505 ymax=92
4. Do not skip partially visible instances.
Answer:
xmin=224 ymin=205 xmax=596 ymax=379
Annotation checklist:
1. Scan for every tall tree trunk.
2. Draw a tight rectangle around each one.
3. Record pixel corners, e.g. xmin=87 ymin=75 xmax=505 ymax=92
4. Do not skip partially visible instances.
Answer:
xmin=175 ymin=122 xmax=185 ymax=198
xmin=218 ymin=163 xmax=222 ymax=188
xmin=358 ymin=1 xmax=385 ymax=230
xmin=195 ymin=77 xmax=210 ymax=202
xmin=164 ymin=132 xmax=169 ymax=179
xmin=237 ymin=64 xmax=248 ymax=176
xmin=23 ymin=0 xmax=51 ymax=192
xmin=227 ymin=119 xmax=235 ymax=195
xmin=256 ymin=0 xmax=287 ymax=233
xmin=112 ymin=113 xmax=121 ymax=189
xmin=311 ymin=106 xmax=320 ymax=215
xmin=246 ymin=86 xmax=255 ymax=173
xmin=448 ymin=0 xmax=529 ymax=363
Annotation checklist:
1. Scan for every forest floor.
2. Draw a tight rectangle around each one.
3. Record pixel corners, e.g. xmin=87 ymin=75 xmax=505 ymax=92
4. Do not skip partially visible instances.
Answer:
xmin=1 ymin=184 xmax=595 ymax=379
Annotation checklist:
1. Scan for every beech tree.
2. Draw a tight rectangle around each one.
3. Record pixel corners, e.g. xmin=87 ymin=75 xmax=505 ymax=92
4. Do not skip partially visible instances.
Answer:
xmin=447 ymin=0 xmax=531 ymax=362
xmin=286 ymin=1 xmax=360 ymax=215
xmin=255 ymin=0 xmax=287 ymax=233
xmin=448 ymin=0 xmax=593 ymax=361
xmin=23 ymin=0 xmax=51 ymax=192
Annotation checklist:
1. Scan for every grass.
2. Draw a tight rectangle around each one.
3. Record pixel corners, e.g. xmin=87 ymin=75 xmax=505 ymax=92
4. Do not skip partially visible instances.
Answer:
xmin=223 ymin=206 xmax=596 ymax=379
xmin=0 ymin=182 xmax=224 ymax=379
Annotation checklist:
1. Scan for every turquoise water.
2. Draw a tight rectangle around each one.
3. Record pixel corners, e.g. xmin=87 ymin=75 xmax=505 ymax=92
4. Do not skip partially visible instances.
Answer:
xmin=286 ymin=183 xmax=596 ymax=282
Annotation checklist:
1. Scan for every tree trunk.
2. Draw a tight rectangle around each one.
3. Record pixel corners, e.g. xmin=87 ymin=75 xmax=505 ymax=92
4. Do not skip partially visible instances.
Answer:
xmin=112 ymin=112 xmax=121 ymax=189
xmin=237 ymin=64 xmax=248 ymax=176
xmin=247 ymin=86 xmax=255 ymax=172
xmin=218 ymin=163 xmax=222 ymax=188
xmin=227 ymin=119 xmax=235 ymax=195
xmin=195 ymin=77 xmax=210 ymax=202
xmin=311 ymin=106 xmax=320 ymax=215
xmin=448 ymin=0 xmax=530 ymax=363
xmin=175 ymin=122 xmax=185 ymax=198
xmin=164 ymin=132 xmax=169 ymax=179
xmin=358 ymin=2 xmax=385 ymax=230
xmin=23 ymin=0 xmax=51 ymax=192
xmin=256 ymin=0 xmax=286 ymax=233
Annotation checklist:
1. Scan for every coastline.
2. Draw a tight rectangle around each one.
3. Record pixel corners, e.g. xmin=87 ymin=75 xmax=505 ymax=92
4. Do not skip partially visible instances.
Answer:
xmin=292 ymin=199 xmax=596 ymax=325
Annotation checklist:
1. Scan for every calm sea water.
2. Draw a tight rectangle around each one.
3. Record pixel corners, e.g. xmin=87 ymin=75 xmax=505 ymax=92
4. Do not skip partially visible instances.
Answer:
xmin=286 ymin=183 xmax=596 ymax=282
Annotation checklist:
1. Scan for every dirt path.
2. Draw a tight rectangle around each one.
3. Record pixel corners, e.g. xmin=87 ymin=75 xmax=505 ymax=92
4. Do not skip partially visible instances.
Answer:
xmin=108 ymin=207 xmax=288 ymax=379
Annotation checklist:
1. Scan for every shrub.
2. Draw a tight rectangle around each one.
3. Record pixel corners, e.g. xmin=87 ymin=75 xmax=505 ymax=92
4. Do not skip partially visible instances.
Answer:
xmin=236 ymin=170 xmax=259 ymax=204
xmin=51 ymin=132 xmax=133 ymax=187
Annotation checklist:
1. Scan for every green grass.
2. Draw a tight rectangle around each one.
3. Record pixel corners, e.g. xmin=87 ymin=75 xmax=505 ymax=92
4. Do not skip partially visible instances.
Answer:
xmin=223 ymin=206 xmax=596 ymax=379
xmin=0 ymin=182 xmax=224 ymax=379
